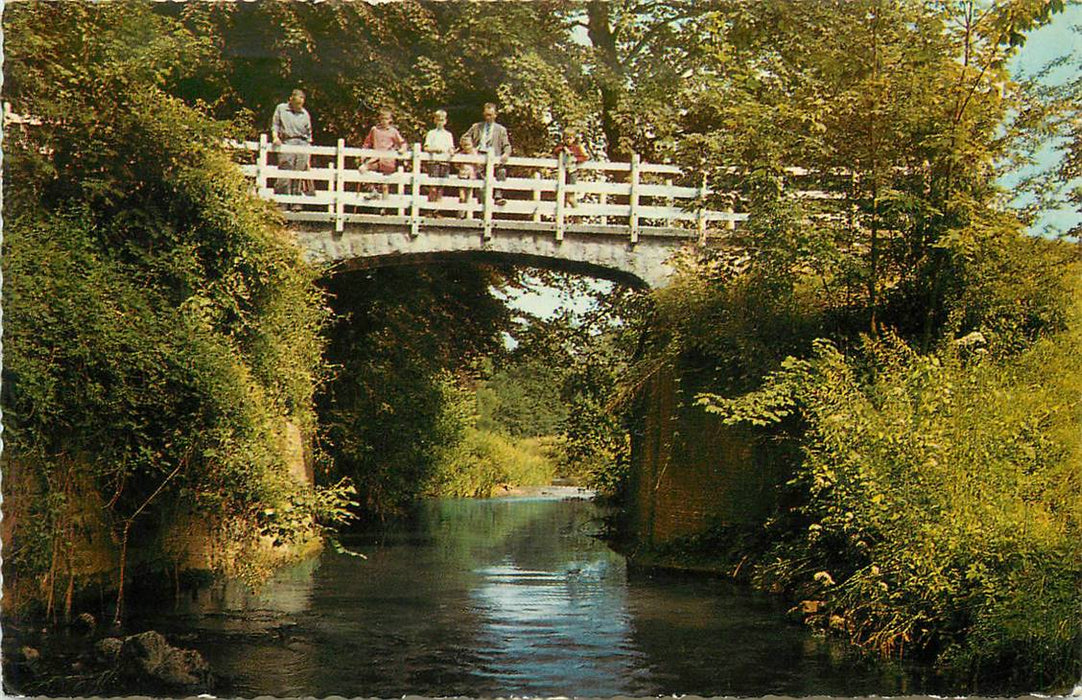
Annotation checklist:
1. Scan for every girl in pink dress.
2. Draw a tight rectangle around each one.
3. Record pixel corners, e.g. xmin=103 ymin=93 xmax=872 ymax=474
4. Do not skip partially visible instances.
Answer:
xmin=360 ymin=107 xmax=406 ymax=199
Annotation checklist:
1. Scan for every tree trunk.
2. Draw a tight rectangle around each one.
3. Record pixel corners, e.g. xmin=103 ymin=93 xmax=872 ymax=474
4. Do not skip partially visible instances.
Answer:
xmin=113 ymin=521 xmax=131 ymax=626
xmin=587 ymin=1 xmax=627 ymax=161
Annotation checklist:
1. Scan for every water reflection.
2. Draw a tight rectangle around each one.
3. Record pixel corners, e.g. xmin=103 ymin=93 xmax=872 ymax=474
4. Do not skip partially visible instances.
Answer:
xmin=470 ymin=556 xmax=650 ymax=697
xmin=119 ymin=493 xmax=939 ymax=697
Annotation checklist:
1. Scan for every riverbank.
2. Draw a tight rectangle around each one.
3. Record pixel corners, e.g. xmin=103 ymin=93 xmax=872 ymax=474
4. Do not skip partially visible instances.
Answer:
xmin=3 ymin=625 xmax=214 ymax=697
xmin=493 ymin=483 xmax=594 ymax=499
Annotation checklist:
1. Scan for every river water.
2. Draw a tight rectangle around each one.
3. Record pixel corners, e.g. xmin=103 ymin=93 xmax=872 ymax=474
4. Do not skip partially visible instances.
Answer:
xmin=119 ymin=489 xmax=950 ymax=697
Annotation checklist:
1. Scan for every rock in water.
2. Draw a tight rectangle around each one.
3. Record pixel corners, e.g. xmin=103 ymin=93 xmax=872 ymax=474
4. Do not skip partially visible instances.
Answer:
xmin=94 ymin=637 xmax=123 ymax=664
xmin=155 ymin=647 xmax=210 ymax=687
xmin=118 ymin=630 xmax=210 ymax=689
xmin=73 ymin=612 xmax=96 ymax=632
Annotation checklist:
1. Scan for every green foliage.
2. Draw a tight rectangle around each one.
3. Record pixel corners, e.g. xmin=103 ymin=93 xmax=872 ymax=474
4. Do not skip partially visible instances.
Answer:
xmin=158 ymin=1 xmax=734 ymax=161
xmin=654 ymin=250 xmax=837 ymax=395
xmin=2 ymin=2 xmax=341 ymax=597
xmin=795 ymin=327 xmax=1081 ymax=687
xmin=421 ymin=376 xmax=501 ymax=499
xmin=941 ymin=214 xmax=1077 ymax=356
xmin=259 ymin=478 xmax=359 ymax=548
xmin=502 ymin=437 xmax=561 ymax=487
xmin=346 ymin=369 xmax=559 ymax=502
xmin=558 ymin=356 xmax=632 ymax=498
xmin=673 ymin=0 xmax=1067 ymax=345
xmin=495 ymin=276 xmax=647 ymax=498
xmin=694 ymin=264 xmax=1082 ymax=686
xmin=169 ymin=2 xmax=592 ymax=155
xmin=7 ymin=4 xmax=1078 ymax=690
xmin=630 ymin=3 xmax=1080 ymax=687
xmin=427 ymin=429 xmax=557 ymax=500
xmin=997 ymin=2 xmax=1079 ymax=238
xmin=475 ymin=358 xmax=569 ymax=439
xmin=317 ymin=264 xmax=513 ymax=518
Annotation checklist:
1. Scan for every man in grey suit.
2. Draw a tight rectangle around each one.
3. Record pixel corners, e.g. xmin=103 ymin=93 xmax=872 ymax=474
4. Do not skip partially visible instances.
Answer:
xmin=271 ymin=88 xmax=314 ymax=209
xmin=465 ymin=102 xmax=512 ymax=206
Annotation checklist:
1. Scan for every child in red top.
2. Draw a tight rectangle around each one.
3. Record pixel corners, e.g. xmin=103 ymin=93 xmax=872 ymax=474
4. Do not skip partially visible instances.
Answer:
xmin=361 ymin=107 xmax=407 ymax=198
xmin=554 ymin=130 xmax=589 ymax=207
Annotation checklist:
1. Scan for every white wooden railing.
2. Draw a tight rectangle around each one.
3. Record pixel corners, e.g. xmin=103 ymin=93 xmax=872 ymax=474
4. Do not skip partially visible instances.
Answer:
xmin=234 ymin=136 xmax=745 ymax=242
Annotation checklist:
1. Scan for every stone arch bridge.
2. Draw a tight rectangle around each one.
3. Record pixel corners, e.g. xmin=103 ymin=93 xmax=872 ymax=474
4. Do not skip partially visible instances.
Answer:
xmin=236 ymin=137 xmax=746 ymax=288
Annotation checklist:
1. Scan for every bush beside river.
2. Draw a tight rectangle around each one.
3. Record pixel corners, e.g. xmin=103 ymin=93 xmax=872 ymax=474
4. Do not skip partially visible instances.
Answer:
xmin=2 ymin=4 xmax=354 ymax=619
xmin=617 ymin=247 xmax=1082 ymax=690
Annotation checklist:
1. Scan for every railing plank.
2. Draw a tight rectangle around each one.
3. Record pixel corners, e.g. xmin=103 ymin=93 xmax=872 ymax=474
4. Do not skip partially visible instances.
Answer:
xmin=256 ymin=134 xmax=269 ymax=194
xmin=321 ymin=190 xmax=705 ymax=221
xmin=665 ymin=177 xmax=674 ymax=230
xmin=532 ymin=171 xmax=542 ymax=223
xmin=697 ymin=173 xmax=707 ymax=244
xmin=396 ymin=166 xmax=405 ymax=216
xmin=598 ymin=172 xmax=608 ymax=225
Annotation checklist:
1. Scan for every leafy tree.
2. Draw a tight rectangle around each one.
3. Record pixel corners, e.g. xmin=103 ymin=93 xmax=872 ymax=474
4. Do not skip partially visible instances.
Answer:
xmin=475 ymin=358 xmax=570 ymax=439
xmin=3 ymin=2 xmax=347 ymax=619
xmin=696 ymin=269 xmax=1082 ymax=686
xmin=580 ymin=0 xmax=719 ymax=159
xmin=1009 ymin=10 xmax=1081 ymax=238
xmin=673 ymin=0 xmax=1067 ymax=344
xmin=616 ymin=1 xmax=1081 ymax=686
xmin=503 ymin=277 xmax=650 ymax=495
xmin=171 ymin=2 xmax=592 ymax=154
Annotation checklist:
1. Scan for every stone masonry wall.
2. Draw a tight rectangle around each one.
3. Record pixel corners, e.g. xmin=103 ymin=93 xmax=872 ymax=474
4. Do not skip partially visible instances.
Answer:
xmin=626 ymin=363 xmax=789 ymax=548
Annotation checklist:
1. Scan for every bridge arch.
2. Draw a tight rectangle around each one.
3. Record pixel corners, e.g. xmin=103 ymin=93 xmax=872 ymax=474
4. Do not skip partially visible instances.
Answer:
xmin=293 ymin=221 xmax=692 ymax=288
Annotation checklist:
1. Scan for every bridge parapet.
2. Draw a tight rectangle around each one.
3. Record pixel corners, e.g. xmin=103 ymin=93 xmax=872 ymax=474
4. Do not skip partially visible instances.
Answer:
xmin=234 ymin=136 xmax=744 ymax=243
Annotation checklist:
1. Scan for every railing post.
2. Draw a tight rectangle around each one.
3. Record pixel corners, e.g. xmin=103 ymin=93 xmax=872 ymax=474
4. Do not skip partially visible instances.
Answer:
xmin=483 ymin=151 xmax=495 ymax=240
xmin=599 ymin=171 xmax=608 ymax=225
xmin=532 ymin=171 xmax=542 ymax=223
xmin=555 ymin=154 xmax=566 ymax=242
xmin=666 ymin=177 xmax=674 ymax=230
xmin=629 ymin=152 xmax=641 ymax=244
xmin=396 ymin=161 xmax=406 ymax=217
xmin=410 ymin=142 xmax=422 ymax=236
xmin=697 ymin=173 xmax=708 ymax=244
xmin=256 ymin=133 xmax=270 ymax=196
xmin=335 ymin=138 xmax=346 ymax=233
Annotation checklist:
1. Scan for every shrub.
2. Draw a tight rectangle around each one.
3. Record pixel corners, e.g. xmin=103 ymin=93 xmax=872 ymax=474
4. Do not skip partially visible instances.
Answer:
xmin=700 ymin=300 xmax=1082 ymax=687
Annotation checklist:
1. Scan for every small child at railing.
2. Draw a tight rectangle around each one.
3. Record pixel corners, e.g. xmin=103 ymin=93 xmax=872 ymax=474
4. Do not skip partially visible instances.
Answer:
xmin=360 ymin=106 xmax=406 ymax=200
xmin=554 ymin=130 xmax=589 ymax=208
xmin=455 ymin=133 xmax=480 ymax=218
xmin=423 ymin=109 xmax=455 ymax=210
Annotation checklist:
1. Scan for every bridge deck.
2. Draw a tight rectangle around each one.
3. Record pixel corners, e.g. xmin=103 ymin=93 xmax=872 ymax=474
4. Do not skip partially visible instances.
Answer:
xmin=235 ymin=137 xmax=744 ymax=242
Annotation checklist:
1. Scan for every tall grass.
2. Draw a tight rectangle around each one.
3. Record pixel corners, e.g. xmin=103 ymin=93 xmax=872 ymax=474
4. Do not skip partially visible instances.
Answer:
xmin=424 ymin=429 xmax=558 ymax=499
